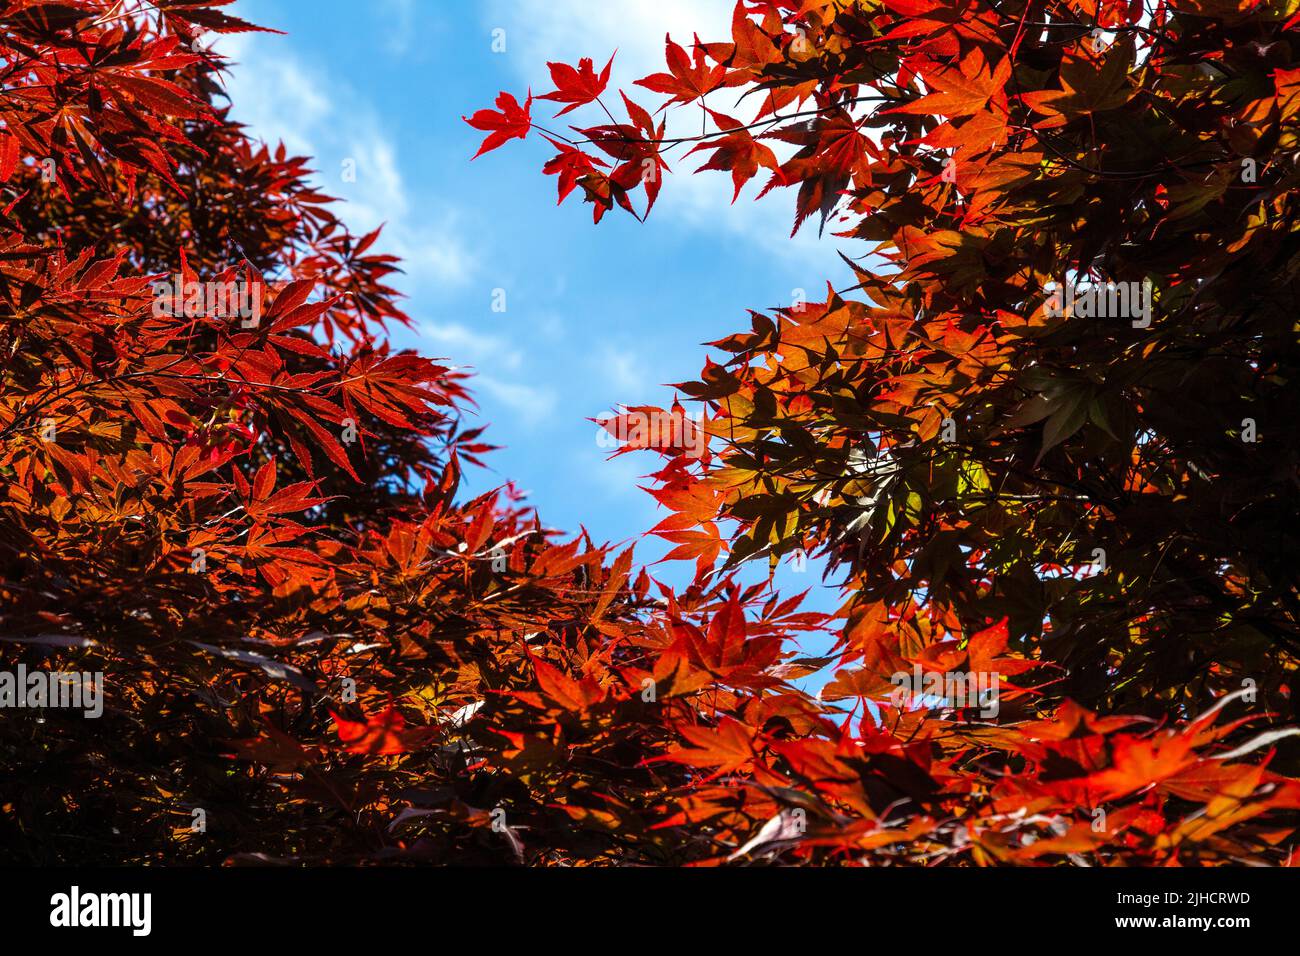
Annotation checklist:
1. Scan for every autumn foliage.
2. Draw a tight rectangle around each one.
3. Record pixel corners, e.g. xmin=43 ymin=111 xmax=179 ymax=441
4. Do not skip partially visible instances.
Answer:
xmin=1 ymin=0 xmax=1298 ymax=867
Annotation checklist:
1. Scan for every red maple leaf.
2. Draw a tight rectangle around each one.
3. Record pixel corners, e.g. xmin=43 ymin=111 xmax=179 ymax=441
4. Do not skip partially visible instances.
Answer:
xmin=331 ymin=704 xmax=438 ymax=755
xmin=689 ymin=109 xmax=780 ymax=202
xmin=635 ymin=34 xmax=727 ymax=107
xmin=464 ymin=91 xmax=533 ymax=158
xmin=541 ymin=137 xmax=610 ymax=204
xmin=539 ymin=54 xmax=615 ymax=116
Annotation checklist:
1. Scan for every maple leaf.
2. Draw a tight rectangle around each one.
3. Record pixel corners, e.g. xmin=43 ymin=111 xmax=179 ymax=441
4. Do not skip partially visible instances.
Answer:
xmin=668 ymin=591 xmax=776 ymax=676
xmin=222 ymin=721 xmax=314 ymax=771
xmin=705 ymin=4 xmax=782 ymax=80
xmin=464 ymin=91 xmax=533 ymax=158
xmin=1021 ymin=44 xmax=1136 ymax=128
xmin=667 ymin=716 xmax=759 ymax=774
xmin=541 ymin=137 xmax=609 ymax=204
xmin=529 ymin=658 xmax=607 ymax=716
xmin=653 ymin=515 xmax=725 ymax=578
xmin=332 ymin=705 xmax=438 ymax=756
xmin=1082 ymin=733 xmax=1201 ymax=803
xmin=241 ymin=458 xmax=329 ymax=522
xmin=635 ymin=33 xmax=727 ymax=107
xmin=539 ymin=54 xmax=615 ymax=116
xmin=688 ymin=109 xmax=780 ymax=202
xmin=596 ymin=404 xmax=703 ymax=456
xmin=763 ymin=111 xmax=870 ymax=235
xmin=890 ymin=49 xmax=1011 ymax=120
xmin=0 ymin=131 xmax=21 ymax=183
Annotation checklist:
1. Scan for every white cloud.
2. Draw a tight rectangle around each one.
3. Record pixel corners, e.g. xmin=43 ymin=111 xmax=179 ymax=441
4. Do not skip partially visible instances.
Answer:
xmin=420 ymin=321 xmax=524 ymax=372
xmin=577 ymin=444 xmax=658 ymax=503
xmin=595 ymin=343 xmax=654 ymax=398
xmin=396 ymin=232 xmax=476 ymax=291
xmin=341 ymin=135 xmax=406 ymax=222
xmin=212 ymin=31 xmax=475 ymax=289
xmin=213 ymin=33 xmax=328 ymax=156
xmin=380 ymin=0 xmax=416 ymax=57
xmin=476 ymin=377 xmax=558 ymax=425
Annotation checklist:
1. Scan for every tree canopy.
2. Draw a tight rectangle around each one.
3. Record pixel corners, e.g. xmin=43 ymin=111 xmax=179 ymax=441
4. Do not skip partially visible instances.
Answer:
xmin=0 ymin=0 xmax=1297 ymax=866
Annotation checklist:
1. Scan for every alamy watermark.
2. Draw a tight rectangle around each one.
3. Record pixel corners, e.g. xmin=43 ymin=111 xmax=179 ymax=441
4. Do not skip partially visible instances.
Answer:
xmin=151 ymin=273 xmax=263 ymax=328
xmin=1044 ymin=278 xmax=1153 ymax=328
xmin=0 ymin=665 xmax=103 ymax=718
xmin=596 ymin=408 xmax=707 ymax=459
xmin=889 ymin=666 xmax=1000 ymax=719
xmin=50 ymin=887 xmax=150 ymax=936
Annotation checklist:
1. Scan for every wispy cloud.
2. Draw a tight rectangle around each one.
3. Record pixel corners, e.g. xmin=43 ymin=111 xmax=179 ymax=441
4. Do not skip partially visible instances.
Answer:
xmin=380 ymin=0 xmax=416 ymax=57
xmin=213 ymin=30 xmax=475 ymax=289
xmin=594 ymin=342 xmax=654 ymax=398
xmin=420 ymin=321 xmax=524 ymax=372
xmin=476 ymin=377 xmax=559 ymax=426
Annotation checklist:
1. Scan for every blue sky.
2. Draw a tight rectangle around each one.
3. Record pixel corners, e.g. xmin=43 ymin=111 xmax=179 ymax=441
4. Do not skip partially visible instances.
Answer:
xmin=216 ymin=0 xmax=855 ymax=627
